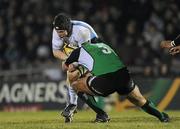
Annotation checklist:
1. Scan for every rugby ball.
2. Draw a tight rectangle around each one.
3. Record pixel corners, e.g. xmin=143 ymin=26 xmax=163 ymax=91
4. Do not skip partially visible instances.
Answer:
xmin=63 ymin=43 xmax=77 ymax=56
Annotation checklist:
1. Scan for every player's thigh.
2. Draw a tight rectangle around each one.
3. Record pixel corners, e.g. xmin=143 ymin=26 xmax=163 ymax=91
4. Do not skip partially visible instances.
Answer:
xmin=90 ymin=75 xmax=116 ymax=96
xmin=115 ymin=68 xmax=135 ymax=95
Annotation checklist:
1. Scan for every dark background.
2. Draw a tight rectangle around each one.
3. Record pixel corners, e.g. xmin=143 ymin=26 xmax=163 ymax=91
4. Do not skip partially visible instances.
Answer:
xmin=0 ymin=0 xmax=180 ymax=81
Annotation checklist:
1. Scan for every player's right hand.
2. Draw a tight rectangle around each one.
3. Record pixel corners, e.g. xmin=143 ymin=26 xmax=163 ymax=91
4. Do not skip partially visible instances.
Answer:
xmin=169 ymin=46 xmax=180 ymax=55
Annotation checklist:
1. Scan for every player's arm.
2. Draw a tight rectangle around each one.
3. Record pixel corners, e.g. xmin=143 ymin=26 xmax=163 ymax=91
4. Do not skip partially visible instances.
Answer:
xmin=77 ymin=27 xmax=91 ymax=44
xmin=160 ymin=40 xmax=172 ymax=48
xmin=52 ymin=29 xmax=67 ymax=61
xmin=64 ymin=48 xmax=81 ymax=67
xmin=160 ymin=34 xmax=180 ymax=48
xmin=64 ymin=48 xmax=81 ymax=83
xmin=70 ymin=73 xmax=93 ymax=94
xmin=53 ymin=49 xmax=68 ymax=61
xmin=53 ymin=49 xmax=69 ymax=71
xmin=52 ymin=29 xmax=69 ymax=71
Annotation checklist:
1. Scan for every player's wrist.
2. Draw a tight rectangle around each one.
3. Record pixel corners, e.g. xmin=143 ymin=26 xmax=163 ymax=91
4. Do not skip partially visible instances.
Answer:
xmin=170 ymin=41 xmax=176 ymax=47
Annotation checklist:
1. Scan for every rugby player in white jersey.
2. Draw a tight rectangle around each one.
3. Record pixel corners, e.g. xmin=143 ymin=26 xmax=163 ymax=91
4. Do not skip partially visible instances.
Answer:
xmin=52 ymin=13 xmax=109 ymax=123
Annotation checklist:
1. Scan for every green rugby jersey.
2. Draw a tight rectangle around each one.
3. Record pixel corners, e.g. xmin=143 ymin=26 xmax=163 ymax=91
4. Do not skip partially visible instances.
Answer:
xmin=65 ymin=42 xmax=125 ymax=76
xmin=82 ymin=43 xmax=125 ymax=75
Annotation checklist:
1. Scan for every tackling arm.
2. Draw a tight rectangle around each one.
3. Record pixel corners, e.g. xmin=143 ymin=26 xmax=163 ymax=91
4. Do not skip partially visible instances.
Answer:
xmin=53 ymin=49 xmax=68 ymax=61
xmin=65 ymin=48 xmax=81 ymax=66
xmin=160 ymin=34 xmax=180 ymax=49
xmin=53 ymin=50 xmax=68 ymax=71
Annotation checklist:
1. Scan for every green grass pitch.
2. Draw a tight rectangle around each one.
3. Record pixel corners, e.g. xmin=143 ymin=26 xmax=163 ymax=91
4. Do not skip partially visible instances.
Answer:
xmin=0 ymin=110 xmax=179 ymax=129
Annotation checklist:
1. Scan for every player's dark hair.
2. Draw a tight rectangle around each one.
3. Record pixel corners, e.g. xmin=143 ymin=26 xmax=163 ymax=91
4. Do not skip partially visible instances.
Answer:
xmin=53 ymin=13 xmax=72 ymax=36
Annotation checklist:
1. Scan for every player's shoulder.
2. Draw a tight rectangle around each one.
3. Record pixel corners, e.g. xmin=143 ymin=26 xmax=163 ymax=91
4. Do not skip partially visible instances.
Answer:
xmin=72 ymin=23 xmax=90 ymax=34
xmin=72 ymin=20 xmax=92 ymax=29
xmin=52 ymin=28 xmax=57 ymax=34
xmin=72 ymin=20 xmax=90 ymax=26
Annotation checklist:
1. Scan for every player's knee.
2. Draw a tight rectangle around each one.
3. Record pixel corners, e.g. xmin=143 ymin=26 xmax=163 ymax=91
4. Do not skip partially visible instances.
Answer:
xmin=127 ymin=96 xmax=146 ymax=107
xmin=136 ymin=96 xmax=146 ymax=106
xmin=127 ymin=87 xmax=146 ymax=106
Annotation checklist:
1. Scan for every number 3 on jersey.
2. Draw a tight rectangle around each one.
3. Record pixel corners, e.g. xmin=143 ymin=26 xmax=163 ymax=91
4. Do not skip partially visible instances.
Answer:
xmin=96 ymin=43 xmax=112 ymax=54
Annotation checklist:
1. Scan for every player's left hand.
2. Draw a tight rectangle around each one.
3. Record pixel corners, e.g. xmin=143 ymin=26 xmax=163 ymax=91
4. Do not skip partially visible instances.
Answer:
xmin=67 ymin=69 xmax=80 ymax=84
xmin=62 ymin=61 xmax=68 ymax=71
xmin=169 ymin=46 xmax=180 ymax=55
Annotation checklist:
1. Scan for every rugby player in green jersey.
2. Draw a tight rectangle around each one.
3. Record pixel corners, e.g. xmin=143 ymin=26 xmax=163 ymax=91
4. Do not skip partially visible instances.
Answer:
xmin=63 ymin=42 xmax=170 ymax=122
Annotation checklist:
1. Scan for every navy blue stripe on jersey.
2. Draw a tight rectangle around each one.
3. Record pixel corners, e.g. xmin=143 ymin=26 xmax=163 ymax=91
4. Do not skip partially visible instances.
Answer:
xmin=65 ymin=48 xmax=81 ymax=66
xmin=174 ymin=34 xmax=180 ymax=46
xmin=71 ymin=20 xmax=98 ymax=39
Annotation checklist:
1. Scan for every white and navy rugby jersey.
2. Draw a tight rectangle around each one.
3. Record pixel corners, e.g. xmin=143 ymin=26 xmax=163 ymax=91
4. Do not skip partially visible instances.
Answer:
xmin=52 ymin=20 xmax=98 ymax=50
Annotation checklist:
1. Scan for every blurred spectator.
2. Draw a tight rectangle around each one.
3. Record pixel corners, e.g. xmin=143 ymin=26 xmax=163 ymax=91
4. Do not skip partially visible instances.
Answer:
xmin=143 ymin=22 xmax=164 ymax=51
